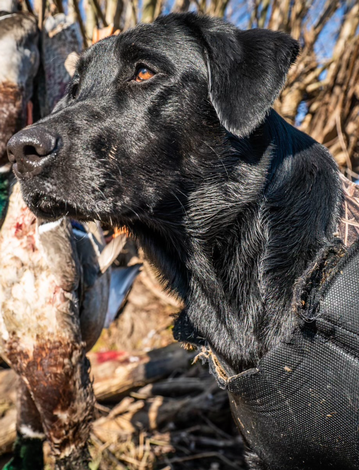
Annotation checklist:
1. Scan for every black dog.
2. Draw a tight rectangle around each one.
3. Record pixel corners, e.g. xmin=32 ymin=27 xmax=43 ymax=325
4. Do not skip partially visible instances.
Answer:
xmin=8 ymin=13 xmax=351 ymax=469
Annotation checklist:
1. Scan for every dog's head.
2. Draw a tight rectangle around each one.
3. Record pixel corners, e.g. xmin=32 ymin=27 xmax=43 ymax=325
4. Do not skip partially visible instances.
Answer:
xmin=7 ymin=13 xmax=299 ymax=223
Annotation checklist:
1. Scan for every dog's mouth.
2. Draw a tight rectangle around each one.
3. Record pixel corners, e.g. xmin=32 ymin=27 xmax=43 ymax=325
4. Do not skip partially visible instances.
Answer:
xmin=28 ymin=192 xmax=80 ymax=221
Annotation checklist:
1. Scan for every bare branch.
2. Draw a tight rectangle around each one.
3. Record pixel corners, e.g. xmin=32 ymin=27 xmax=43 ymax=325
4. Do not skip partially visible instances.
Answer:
xmin=172 ymin=0 xmax=190 ymax=13
xmin=53 ymin=0 xmax=64 ymax=14
xmin=91 ymin=0 xmax=108 ymax=27
xmin=141 ymin=0 xmax=157 ymax=23
xmin=71 ymin=0 xmax=89 ymax=47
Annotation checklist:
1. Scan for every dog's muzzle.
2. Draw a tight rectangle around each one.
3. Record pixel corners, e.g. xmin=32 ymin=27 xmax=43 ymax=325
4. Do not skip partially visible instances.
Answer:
xmin=7 ymin=127 xmax=59 ymax=179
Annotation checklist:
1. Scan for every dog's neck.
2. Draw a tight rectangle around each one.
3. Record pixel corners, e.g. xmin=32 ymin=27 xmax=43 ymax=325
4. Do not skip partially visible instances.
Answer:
xmin=130 ymin=110 xmax=342 ymax=372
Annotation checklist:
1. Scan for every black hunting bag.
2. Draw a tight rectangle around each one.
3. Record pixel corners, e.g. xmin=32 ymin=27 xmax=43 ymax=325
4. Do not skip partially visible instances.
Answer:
xmin=208 ymin=239 xmax=359 ymax=470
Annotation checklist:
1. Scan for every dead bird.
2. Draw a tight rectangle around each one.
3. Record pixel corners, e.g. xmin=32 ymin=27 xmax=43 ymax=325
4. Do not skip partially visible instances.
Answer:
xmin=0 ymin=182 xmax=114 ymax=470
xmin=0 ymin=5 xmax=137 ymax=469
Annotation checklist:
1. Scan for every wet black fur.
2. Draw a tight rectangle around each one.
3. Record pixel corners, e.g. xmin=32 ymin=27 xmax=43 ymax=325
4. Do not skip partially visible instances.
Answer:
xmin=13 ymin=14 xmax=342 ymax=465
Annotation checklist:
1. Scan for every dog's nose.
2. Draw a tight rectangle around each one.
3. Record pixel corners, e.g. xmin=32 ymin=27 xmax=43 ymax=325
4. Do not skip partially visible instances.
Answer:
xmin=7 ymin=127 xmax=58 ymax=179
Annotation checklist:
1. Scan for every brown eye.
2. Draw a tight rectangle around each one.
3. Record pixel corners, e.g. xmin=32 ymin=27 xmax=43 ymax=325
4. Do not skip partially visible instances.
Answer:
xmin=135 ymin=67 xmax=154 ymax=82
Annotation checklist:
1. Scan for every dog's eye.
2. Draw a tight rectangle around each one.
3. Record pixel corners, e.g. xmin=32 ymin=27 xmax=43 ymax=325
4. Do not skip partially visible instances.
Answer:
xmin=134 ymin=67 xmax=154 ymax=83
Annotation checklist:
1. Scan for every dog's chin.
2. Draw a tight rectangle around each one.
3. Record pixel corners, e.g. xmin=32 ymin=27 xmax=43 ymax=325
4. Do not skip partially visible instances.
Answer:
xmin=24 ymin=192 xmax=84 ymax=221
xmin=23 ymin=189 xmax=140 ymax=225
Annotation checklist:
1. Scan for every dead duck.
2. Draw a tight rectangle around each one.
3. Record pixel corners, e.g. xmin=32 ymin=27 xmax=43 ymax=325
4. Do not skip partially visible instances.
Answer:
xmin=0 ymin=182 xmax=112 ymax=470
xmin=0 ymin=6 xmax=138 ymax=469
xmin=0 ymin=183 xmax=139 ymax=470
xmin=0 ymin=8 xmax=43 ymax=469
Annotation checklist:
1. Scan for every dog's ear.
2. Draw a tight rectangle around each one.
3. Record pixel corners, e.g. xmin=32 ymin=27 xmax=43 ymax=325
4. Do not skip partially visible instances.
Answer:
xmin=186 ymin=16 xmax=299 ymax=137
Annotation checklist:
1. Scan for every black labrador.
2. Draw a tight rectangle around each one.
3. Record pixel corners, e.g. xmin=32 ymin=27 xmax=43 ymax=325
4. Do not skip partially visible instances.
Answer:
xmin=8 ymin=13 xmax=349 ymax=470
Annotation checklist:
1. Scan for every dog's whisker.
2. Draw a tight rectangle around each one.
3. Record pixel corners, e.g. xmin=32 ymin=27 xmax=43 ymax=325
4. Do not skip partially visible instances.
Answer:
xmin=169 ymin=190 xmax=187 ymax=215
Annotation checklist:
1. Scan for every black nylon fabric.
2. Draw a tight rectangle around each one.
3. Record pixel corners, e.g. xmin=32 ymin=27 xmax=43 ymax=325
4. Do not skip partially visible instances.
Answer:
xmin=207 ymin=240 xmax=359 ymax=469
